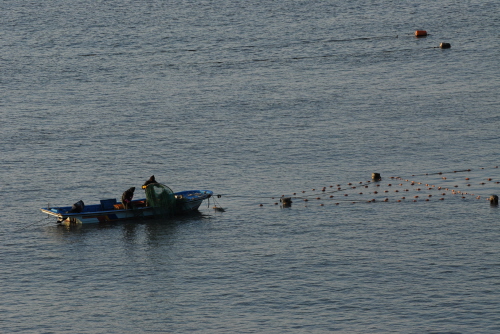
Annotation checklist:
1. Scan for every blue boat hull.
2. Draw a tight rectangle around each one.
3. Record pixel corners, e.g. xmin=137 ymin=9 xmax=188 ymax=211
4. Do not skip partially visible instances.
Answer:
xmin=40 ymin=190 xmax=213 ymax=224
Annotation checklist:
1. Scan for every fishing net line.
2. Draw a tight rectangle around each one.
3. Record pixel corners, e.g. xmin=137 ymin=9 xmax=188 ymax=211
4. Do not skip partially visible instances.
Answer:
xmin=145 ymin=183 xmax=176 ymax=217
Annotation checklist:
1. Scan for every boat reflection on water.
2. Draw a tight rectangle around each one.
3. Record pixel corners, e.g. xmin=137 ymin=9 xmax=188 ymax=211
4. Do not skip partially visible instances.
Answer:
xmin=44 ymin=210 xmax=212 ymax=248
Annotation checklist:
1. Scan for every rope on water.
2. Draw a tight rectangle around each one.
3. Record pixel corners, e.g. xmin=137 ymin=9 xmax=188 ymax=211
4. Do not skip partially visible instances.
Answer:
xmin=211 ymin=195 xmax=225 ymax=212
xmin=15 ymin=217 xmax=53 ymax=232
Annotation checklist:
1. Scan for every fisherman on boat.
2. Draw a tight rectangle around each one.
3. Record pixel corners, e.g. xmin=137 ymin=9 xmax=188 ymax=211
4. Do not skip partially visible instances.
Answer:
xmin=142 ymin=175 xmax=158 ymax=189
xmin=122 ymin=187 xmax=135 ymax=209
xmin=67 ymin=200 xmax=84 ymax=213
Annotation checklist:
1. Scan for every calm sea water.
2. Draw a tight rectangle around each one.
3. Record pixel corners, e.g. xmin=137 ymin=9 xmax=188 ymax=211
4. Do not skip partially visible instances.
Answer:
xmin=1 ymin=0 xmax=499 ymax=332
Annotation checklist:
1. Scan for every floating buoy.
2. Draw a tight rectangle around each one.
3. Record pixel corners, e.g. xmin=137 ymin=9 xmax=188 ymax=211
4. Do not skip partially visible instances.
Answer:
xmin=440 ymin=42 xmax=451 ymax=49
xmin=415 ymin=30 xmax=427 ymax=37
xmin=213 ymin=206 xmax=225 ymax=212
xmin=372 ymin=173 xmax=381 ymax=181
xmin=490 ymin=195 xmax=499 ymax=205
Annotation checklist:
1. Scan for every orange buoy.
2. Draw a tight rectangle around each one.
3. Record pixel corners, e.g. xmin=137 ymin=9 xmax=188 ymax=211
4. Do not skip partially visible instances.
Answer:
xmin=415 ymin=30 xmax=427 ymax=37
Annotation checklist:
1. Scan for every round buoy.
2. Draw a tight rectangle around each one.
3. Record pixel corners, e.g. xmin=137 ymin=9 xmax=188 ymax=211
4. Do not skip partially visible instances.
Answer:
xmin=280 ymin=197 xmax=292 ymax=206
xmin=372 ymin=173 xmax=381 ymax=181
xmin=489 ymin=195 xmax=499 ymax=205
xmin=415 ymin=30 xmax=427 ymax=37
xmin=440 ymin=42 xmax=451 ymax=49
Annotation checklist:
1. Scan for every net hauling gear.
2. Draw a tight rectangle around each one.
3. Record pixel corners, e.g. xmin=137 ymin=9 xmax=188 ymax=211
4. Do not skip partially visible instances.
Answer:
xmin=145 ymin=183 xmax=176 ymax=217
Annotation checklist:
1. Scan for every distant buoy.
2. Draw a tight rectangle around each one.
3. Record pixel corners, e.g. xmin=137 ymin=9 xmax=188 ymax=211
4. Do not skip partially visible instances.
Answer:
xmin=440 ymin=42 xmax=451 ymax=49
xmin=489 ymin=195 xmax=499 ymax=205
xmin=372 ymin=173 xmax=381 ymax=181
xmin=415 ymin=30 xmax=427 ymax=37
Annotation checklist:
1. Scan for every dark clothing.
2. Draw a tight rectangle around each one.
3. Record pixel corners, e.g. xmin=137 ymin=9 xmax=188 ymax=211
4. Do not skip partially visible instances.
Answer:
xmin=68 ymin=200 xmax=85 ymax=213
xmin=143 ymin=175 xmax=158 ymax=188
xmin=121 ymin=187 xmax=135 ymax=209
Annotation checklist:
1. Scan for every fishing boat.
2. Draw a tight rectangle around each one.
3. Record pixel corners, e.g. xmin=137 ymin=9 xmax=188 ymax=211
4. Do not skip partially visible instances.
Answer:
xmin=40 ymin=183 xmax=213 ymax=225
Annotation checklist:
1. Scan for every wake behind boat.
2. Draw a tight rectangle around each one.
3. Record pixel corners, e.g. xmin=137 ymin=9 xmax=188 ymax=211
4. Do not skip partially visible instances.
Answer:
xmin=40 ymin=182 xmax=213 ymax=225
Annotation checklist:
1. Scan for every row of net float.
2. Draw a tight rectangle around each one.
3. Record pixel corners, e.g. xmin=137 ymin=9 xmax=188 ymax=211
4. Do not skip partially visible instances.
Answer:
xmin=262 ymin=172 xmax=499 ymax=207
xmin=414 ymin=30 xmax=451 ymax=49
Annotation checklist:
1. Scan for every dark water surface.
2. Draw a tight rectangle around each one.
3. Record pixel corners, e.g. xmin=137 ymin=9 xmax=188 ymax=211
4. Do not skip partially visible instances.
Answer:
xmin=1 ymin=0 xmax=499 ymax=332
